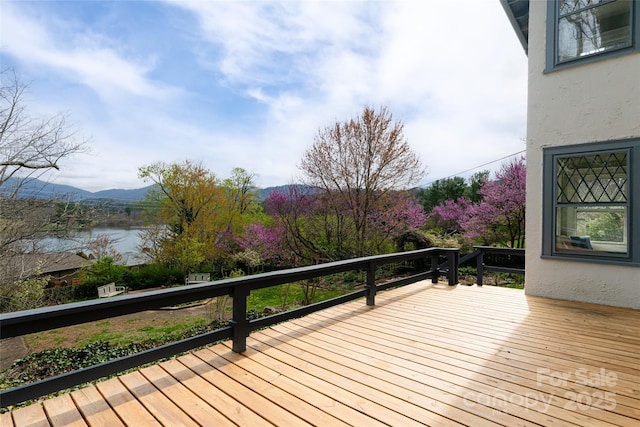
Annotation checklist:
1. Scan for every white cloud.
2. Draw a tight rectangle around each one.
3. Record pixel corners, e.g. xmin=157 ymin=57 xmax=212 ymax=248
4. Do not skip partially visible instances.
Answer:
xmin=1 ymin=3 xmax=178 ymax=103
xmin=2 ymin=0 xmax=527 ymax=192
xmin=167 ymin=0 xmax=528 ymax=186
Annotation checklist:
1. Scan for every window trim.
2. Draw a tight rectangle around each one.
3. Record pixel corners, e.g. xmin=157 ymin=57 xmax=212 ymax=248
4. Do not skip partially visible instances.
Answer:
xmin=545 ymin=0 xmax=640 ymax=72
xmin=542 ymin=139 xmax=640 ymax=265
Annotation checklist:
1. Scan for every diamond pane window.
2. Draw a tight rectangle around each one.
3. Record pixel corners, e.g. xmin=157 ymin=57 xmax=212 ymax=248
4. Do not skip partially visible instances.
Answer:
xmin=555 ymin=150 xmax=628 ymax=255
xmin=556 ymin=152 xmax=627 ymax=203
xmin=543 ymin=140 xmax=640 ymax=264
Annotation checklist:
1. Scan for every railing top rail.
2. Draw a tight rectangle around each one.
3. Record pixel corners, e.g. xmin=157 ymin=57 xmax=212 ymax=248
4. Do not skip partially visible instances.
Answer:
xmin=0 ymin=247 xmax=454 ymax=338
xmin=473 ymin=246 xmax=526 ymax=255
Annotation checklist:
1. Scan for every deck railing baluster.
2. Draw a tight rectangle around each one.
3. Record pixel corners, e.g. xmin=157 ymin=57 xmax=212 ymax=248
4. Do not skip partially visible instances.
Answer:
xmin=231 ymin=283 xmax=250 ymax=353
xmin=431 ymin=254 xmax=440 ymax=283
xmin=365 ymin=261 xmax=376 ymax=306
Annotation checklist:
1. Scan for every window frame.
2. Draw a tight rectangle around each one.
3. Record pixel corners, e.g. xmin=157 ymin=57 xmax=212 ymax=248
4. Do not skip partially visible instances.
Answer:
xmin=545 ymin=0 xmax=640 ymax=72
xmin=542 ymin=139 xmax=640 ymax=265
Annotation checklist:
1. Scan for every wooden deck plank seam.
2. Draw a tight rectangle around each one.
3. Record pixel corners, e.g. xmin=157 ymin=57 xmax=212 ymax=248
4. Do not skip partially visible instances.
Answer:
xmin=271 ymin=318 xmax=605 ymax=427
xmin=324 ymin=302 xmax=640 ymax=374
xmin=284 ymin=312 xmax=639 ymax=425
xmin=307 ymin=308 xmax=640 ymax=409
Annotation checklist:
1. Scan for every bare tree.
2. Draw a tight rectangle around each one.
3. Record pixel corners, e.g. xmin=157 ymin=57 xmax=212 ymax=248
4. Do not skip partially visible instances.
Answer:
xmin=1 ymin=69 xmax=87 ymax=192
xmin=0 ymin=69 xmax=88 ymax=288
xmin=300 ymin=106 xmax=426 ymax=256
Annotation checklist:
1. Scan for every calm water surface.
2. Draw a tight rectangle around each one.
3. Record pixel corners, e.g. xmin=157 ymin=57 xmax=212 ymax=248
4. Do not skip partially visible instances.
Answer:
xmin=38 ymin=228 xmax=144 ymax=254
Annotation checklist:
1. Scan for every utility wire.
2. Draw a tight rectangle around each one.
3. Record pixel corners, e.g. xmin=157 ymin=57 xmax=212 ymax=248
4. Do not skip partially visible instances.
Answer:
xmin=420 ymin=149 xmax=526 ymax=187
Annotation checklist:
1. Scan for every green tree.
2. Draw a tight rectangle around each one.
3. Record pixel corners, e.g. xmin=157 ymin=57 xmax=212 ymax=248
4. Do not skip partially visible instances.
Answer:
xmin=138 ymin=160 xmax=224 ymax=274
xmin=223 ymin=168 xmax=260 ymax=216
xmin=0 ymin=274 xmax=49 ymax=312
xmin=464 ymin=170 xmax=490 ymax=202
xmin=418 ymin=171 xmax=489 ymax=214
xmin=418 ymin=177 xmax=467 ymax=213
xmin=138 ymin=162 xmax=262 ymax=275
xmin=221 ymin=167 xmax=265 ymax=240
xmin=80 ymin=257 xmax=126 ymax=287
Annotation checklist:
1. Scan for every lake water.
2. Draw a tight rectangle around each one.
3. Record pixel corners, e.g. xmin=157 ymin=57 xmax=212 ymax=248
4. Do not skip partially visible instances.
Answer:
xmin=38 ymin=228 xmax=144 ymax=255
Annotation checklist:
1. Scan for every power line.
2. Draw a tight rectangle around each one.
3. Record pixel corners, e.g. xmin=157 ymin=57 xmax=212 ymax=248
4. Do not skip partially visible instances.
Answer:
xmin=420 ymin=149 xmax=526 ymax=187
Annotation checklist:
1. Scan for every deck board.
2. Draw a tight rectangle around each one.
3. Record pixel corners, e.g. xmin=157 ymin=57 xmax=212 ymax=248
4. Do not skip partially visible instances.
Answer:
xmin=42 ymin=394 xmax=87 ymax=427
xmin=159 ymin=358 xmax=273 ymax=427
xmin=0 ymin=411 xmax=14 ymax=427
xmin=207 ymin=344 xmax=384 ymax=427
xmin=4 ymin=282 xmax=639 ymax=426
xmin=70 ymin=387 xmax=125 ymax=427
xmin=290 ymin=307 xmax=634 ymax=425
xmin=180 ymin=352 xmax=311 ymax=427
xmin=137 ymin=364 xmax=231 ymax=426
xmin=118 ymin=371 xmax=198 ymax=427
xmin=196 ymin=346 xmax=349 ymax=427
xmin=312 ymin=307 xmax=640 ymax=423
xmin=95 ymin=377 xmax=161 ymax=426
xmin=9 ymin=403 xmax=50 ymax=427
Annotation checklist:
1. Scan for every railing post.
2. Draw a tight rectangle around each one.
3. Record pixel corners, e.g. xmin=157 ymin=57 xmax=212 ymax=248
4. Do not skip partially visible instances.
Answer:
xmin=431 ymin=254 xmax=439 ymax=283
xmin=231 ymin=283 xmax=250 ymax=352
xmin=365 ymin=262 xmax=376 ymax=306
xmin=447 ymin=250 xmax=459 ymax=285
xmin=476 ymin=249 xmax=484 ymax=286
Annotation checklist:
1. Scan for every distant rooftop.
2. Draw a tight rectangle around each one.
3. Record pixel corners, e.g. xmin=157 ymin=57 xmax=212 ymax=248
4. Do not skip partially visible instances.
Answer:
xmin=2 ymin=252 xmax=91 ymax=280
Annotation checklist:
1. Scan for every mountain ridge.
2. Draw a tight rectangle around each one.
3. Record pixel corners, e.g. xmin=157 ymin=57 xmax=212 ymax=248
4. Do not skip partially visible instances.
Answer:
xmin=1 ymin=177 xmax=157 ymax=202
xmin=2 ymin=178 xmax=299 ymax=202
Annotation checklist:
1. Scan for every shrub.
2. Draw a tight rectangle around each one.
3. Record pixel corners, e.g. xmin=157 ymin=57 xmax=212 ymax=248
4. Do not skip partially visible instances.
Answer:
xmin=71 ymin=282 xmax=99 ymax=300
xmin=79 ymin=257 xmax=127 ymax=288
xmin=125 ymin=264 xmax=182 ymax=290
xmin=0 ymin=276 xmax=49 ymax=312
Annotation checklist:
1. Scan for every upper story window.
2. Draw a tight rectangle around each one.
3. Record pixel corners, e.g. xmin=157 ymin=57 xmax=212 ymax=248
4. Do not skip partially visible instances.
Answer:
xmin=542 ymin=140 xmax=640 ymax=265
xmin=546 ymin=0 xmax=639 ymax=71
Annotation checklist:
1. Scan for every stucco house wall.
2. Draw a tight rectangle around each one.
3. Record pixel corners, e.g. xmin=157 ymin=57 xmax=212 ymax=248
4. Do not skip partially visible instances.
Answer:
xmin=525 ymin=0 xmax=640 ymax=308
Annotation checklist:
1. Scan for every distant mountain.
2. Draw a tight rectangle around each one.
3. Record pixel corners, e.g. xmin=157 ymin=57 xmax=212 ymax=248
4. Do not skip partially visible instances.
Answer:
xmin=91 ymin=187 xmax=155 ymax=201
xmin=1 ymin=177 xmax=155 ymax=202
xmin=258 ymin=184 xmax=318 ymax=201
xmin=2 ymin=178 xmax=312 ymax=203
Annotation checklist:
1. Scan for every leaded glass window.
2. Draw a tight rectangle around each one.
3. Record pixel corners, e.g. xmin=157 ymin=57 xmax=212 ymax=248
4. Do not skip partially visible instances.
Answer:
xmin=555 ymin=150 xmax=628 ymax=254
xmin=543 ymin=140 xmax=639 ymax=264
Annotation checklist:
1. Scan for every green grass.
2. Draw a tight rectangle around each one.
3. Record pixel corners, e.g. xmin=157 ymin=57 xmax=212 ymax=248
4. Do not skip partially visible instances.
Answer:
xmin=23 ymin=279 xmax=357 ymax=353
xmin=247 ymin=282 xmax=353 ymax=312
xmin=23 ymin=316 xmax=210 ymax=351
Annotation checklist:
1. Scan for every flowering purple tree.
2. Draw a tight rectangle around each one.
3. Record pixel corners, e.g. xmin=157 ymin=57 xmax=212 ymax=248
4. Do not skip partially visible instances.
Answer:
xmin=430 ymin=157 xmax=526 ymax=247
xmin=264 ymin=186 xmax=429 ymax=263
xmin=236 ymin=223 xmax=288 ymax=267
xmin=264 ymin=186 xmax=332 ymax=263
xmin=468 ymin=157 xmax=526 ymax=248
xmin=430 ymin=197 xmax=472 ymax=234
xmin=368 ymin=192 xmax=426 ymax=251
xmin=371 ymin=194 xmax=426 ymax=232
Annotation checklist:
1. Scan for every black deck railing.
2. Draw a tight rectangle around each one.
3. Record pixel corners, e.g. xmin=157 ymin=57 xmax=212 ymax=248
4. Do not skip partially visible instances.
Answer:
xmin=0 ymin=247 xmax=459 ymax=407
xmin=462 ymin=246 xmax=525 ymax=286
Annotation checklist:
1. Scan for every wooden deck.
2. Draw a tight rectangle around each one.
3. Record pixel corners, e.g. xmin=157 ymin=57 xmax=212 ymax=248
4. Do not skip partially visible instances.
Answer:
xmin=2 ymin=282 xmax=639 ymax=426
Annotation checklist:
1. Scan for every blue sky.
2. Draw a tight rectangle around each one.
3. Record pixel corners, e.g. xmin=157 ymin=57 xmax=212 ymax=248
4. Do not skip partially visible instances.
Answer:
xmin=1 ymin=0 xmax=528 ymax=192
